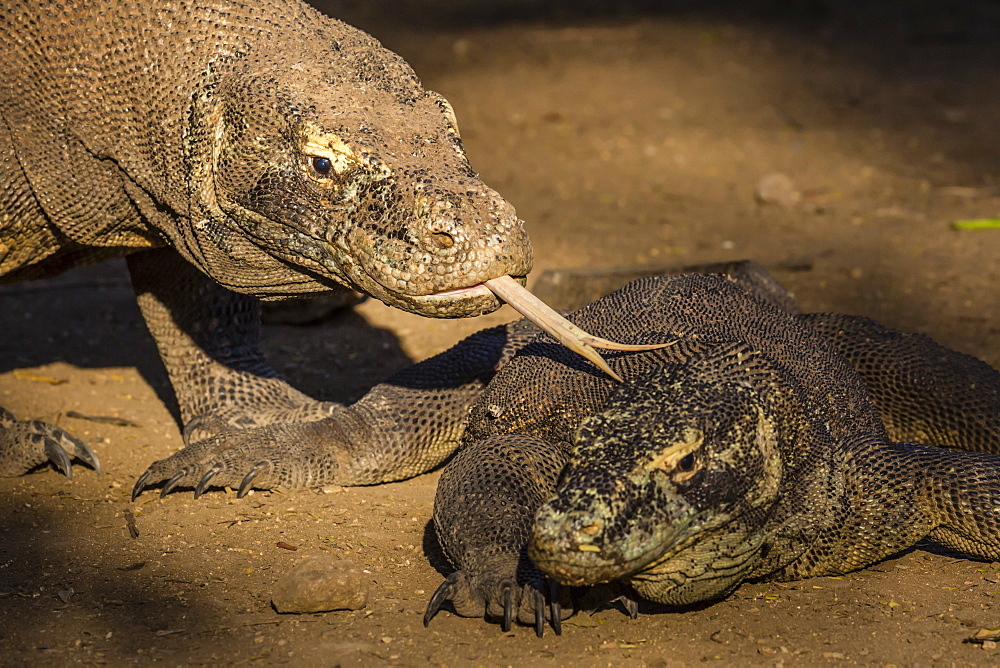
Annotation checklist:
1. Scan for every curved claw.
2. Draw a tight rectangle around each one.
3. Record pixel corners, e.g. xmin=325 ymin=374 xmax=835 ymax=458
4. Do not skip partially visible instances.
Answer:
xmin=132 ymin=469 xmax=151 ymax=501
xmin=194 ymin=465 xmax=222 ymax=499
xmin=160 ymin=470 xmax=186 ymax=498
xmin=56 ymin=428 xmax=101 ymax=475
xmin=181 ymin=415 xmax=206 ymax=444
xmin=71 ymin=439 xmax=101 ymax=475
xmin=533 ymin=588 xmax=545 ymax=638
xmin=42 ymin=435 xmax=73 ymax=480
xmin=501 ymin=583 xmax=513 ymax=632
xmin=549 ymin=580 xmax=562 ymax=636
xmin=237 ymin=462 xmax=268 ymax=499
xmin=423 ymin=573 xmax=459 ymax=627
xmin=621 ymin=594 xmax=639 ymax=620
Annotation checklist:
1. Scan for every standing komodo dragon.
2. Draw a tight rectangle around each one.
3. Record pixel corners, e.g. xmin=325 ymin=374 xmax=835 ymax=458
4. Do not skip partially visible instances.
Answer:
xmin=421 ymin=269 xmax=1000 ymax=636
xmin=0 ymin=0 xmax=634 ymax=494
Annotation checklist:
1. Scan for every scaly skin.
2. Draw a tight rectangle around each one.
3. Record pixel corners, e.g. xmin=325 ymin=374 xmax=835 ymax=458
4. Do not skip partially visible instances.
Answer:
xmin=0 ymin=0 xmax=531 ymax=486
xmin=425 ymin=267 xmax=1000 ymax=636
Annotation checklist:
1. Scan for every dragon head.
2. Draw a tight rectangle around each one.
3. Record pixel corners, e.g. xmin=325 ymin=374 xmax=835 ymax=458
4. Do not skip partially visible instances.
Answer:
xmin=529 ymin=346 xmax=796 ymax=605
xmin=182 ymin=14 xmax=531 ymax=317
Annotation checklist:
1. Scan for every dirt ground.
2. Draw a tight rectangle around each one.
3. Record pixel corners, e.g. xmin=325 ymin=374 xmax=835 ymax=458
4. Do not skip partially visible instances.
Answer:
xmin=2 ymin=1 xmax=1000 ymax=665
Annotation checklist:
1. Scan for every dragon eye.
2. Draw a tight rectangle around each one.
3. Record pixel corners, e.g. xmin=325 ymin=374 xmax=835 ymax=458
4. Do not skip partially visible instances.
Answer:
xmin=310 ymin=156 xmax=333 ymax=177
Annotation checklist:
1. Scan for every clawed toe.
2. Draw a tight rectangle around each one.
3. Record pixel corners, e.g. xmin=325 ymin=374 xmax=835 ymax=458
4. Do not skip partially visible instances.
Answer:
xmin=193 ymin=465 xmax=221 ymax=499
xmin=2 ymin=416 xmax=101 ymax=479
xmin=533 ymin=588 xmax=545 ymax=637
xmin=129 ymin=465 xmax=213 ymax=500
xmin=420 ymin=574 xmax=638 ymax=636
xmin=160 ymin=470 xmax=187 ymax=498
xmin=501 ymin=583 xmax=513 ymax=632
xmin=238 ymin=462 xmax=268 ymax=498
xmin=423 ymin=572 xmax=460 ymax=627
xmin=423 ymin=571 xmax=565 ymax=637
xmin=131 ymin=469 xmax=151 ymax=501
xmin=181 ymin=415 xmax=207 ymax=445
xmin=43 ymin=435 xmax=74 ymax=479
xmin=549 ymin=580 xmax=562 ymax=636
xmin=618 ymin=593 xmax=639 ymax=620
xmin=66 ymin=432 xmax=100 ymax=474
xmin=47 ymin=426 xmax=101 ymax=476
xmin=132 ymin=456 xmax=273 ymax=501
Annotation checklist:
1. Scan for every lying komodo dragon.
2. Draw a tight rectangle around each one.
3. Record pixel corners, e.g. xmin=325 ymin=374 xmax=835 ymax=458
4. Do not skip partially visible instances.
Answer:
xmin=1 ymin=0 xmax=634 ymax=492
xmin=422 ymin=269 xmax=1000 ymax=637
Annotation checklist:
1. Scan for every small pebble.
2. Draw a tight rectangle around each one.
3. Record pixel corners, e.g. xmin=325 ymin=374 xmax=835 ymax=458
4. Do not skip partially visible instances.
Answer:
xmin=754 ymin=172 xmax=801 ymax=208
xmin=272 ymin=556 xmax=368 ymax=613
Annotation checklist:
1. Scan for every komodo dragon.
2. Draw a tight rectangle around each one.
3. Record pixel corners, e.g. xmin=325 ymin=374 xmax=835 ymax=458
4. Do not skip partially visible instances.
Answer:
xmin=0 ymin=0 xmax=637 ymax=492
xmin=422 ymin=269 xmax=1000 ymax=636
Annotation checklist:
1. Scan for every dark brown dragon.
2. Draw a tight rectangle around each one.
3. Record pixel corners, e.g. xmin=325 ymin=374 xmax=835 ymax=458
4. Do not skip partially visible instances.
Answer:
xmin=422 ymin=266 xmax=1000 ymax=636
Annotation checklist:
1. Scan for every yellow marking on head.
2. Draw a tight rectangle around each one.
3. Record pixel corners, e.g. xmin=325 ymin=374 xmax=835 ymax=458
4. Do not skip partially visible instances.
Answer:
xmin=645 ymin=428 xmax=704 ymax=473
xmin=304 ymin=133 xmax=354 ymax=157
xmin=302 ymin=135 xmax=362 ymax=176
xmin=577 ymin=544 xmax=602 ymax=553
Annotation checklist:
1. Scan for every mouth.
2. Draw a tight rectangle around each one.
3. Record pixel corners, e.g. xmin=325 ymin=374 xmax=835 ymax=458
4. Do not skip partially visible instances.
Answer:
xmin=433 ymin=284 xmax=490 ymax=298
xmin=530 ymin=525 xmax=674 ymax=586
xmin=529 ymin=495 xmax=709 ymax=586
xmin=405 ymin=281 xmax=502 ymax=315
xmin=424 ymin=281 xmax=504 ymax=300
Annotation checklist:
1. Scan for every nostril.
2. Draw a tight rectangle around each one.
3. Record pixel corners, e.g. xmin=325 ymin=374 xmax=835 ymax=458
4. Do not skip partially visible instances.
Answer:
xmin=574 ymin=521 xmax=602 ymax=545
xmin=431 ymin=231 xmax=455 ymax=249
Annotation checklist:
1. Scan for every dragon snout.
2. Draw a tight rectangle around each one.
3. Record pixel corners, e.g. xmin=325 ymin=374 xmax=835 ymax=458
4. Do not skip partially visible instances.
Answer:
xmin=351 ymin=182 xmax=530 ymax=315
xmin=545 ymin=516 xmax=605 ymax=552
xmin=529 ymin=502 xmax=624 ymax=586
xmin=529 ymin=480 xmax=688 ymax=587
xmin=413 ymin=189 xmax=521 ymax=253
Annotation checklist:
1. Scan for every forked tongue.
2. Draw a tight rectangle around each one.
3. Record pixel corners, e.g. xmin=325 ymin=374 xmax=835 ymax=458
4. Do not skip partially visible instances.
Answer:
xmin=483 ymin=275 xmax=672 ymax=382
